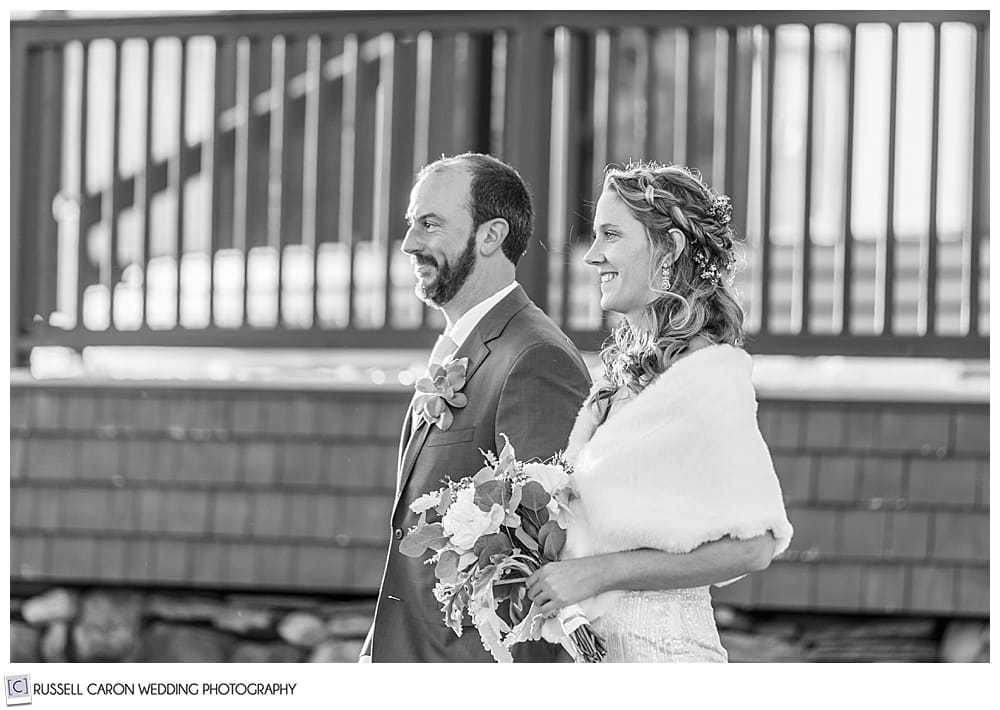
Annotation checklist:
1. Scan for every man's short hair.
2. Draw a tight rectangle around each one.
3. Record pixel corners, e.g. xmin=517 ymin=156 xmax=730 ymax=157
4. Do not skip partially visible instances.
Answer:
xmin=416 ymin=153 xmax=534 ymax=265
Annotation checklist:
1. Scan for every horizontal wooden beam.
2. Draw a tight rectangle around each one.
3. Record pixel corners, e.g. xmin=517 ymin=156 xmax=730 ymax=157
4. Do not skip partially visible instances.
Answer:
xmin=11 ymin=10 xmax=989 ymax=46
xmin=566 ymin=330 xmax=989 ymax=359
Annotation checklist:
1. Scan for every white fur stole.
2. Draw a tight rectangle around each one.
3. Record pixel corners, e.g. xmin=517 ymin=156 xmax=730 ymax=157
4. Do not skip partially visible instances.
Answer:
xmin=563 ymin=344 xmax=793 ymax=563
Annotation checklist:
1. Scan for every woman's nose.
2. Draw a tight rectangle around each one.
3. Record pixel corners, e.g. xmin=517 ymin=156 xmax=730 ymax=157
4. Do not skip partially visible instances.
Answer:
xmin=583 ymin=239 xmax=604 ymax=266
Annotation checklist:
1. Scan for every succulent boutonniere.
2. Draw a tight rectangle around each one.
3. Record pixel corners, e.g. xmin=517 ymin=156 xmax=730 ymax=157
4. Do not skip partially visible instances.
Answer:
xmin=412 ymin=357 xmax=469 ymax=431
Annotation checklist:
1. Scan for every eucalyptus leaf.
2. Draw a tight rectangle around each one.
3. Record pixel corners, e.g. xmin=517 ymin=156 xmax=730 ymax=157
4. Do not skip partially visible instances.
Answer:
xmin=521 ymin=504 xmax=549 ymax=533
xmin=514 ymin=525 xmax=539 ymax=553
xmin=398 ymin=523 xmax=448 ymax=557
xmin=474 ymin=479 xmax=511 ymax=512
xmin=435 ymin=550 xmax=461 ymax=581
xmin=538 ymin=520 xmax=567 ymax=561
xmin=473 ymin=465 xmax=495 ymax=484
xmin=503 ymin=512 xmax=521 ymax=527
xmin=519 ymin=481 xmax=551 ymax=511
xmin=474 ymin=532 xmax=513 ymax=567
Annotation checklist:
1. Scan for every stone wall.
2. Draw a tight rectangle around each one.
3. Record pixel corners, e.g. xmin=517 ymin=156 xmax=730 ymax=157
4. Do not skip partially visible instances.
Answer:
xmin=10 ymin=585 xmax=371 ymax=662
xmin=10 ymin=585 xmax=988 ymax=663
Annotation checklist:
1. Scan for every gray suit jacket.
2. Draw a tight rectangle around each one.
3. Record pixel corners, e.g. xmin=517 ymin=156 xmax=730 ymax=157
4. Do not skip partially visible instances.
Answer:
xmin=364 ymin=285 xmax=591 ymax=662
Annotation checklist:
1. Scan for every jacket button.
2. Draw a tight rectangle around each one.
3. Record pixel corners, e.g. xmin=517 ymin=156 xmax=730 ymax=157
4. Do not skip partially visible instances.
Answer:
xmin=394 ymin=528 xmax=403 ymax=540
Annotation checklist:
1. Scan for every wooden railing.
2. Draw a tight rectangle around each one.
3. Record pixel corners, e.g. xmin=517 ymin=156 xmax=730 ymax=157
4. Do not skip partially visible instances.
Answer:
xmin=10 ymin=11 xmax=989 ymax=365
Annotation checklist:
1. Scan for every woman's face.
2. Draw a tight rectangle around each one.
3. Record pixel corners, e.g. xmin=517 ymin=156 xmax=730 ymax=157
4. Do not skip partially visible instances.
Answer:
xmin=584 ymin=189 xmax=658 ymax=323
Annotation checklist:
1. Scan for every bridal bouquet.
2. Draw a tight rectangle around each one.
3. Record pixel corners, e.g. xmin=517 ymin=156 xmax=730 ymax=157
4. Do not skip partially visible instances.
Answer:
xmin=399 ymin=435 xmax=607 ymax=663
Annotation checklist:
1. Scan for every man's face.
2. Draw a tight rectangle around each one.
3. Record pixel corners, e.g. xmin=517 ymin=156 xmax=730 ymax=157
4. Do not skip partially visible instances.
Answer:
xmin=402 ymin=168 xmax=479 ymax=307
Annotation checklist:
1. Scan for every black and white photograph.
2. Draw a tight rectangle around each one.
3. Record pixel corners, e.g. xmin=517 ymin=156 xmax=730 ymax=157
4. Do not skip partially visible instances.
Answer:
xmin=7 ymin=7 xmax=990 ymax=673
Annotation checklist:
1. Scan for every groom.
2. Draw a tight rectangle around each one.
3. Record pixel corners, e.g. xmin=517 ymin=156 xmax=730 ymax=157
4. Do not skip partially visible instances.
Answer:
xmin=359 ymin=153 xmax=591 ymax=662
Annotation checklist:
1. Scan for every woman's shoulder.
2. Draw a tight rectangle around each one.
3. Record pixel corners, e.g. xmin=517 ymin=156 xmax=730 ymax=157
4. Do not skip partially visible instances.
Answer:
xmin=640 ymin=339 xmax=751 ymax=400
xmin=670 ymin=338 xmax=749 ymax=371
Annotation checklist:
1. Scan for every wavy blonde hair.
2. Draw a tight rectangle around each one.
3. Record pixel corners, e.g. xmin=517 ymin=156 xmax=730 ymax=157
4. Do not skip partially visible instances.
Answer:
xmin=592 ymin=161 xmax=746 ymax=410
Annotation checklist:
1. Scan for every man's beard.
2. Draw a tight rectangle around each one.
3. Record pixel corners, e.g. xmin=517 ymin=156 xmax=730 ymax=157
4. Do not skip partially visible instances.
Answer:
xmin=413 ymin=229 xmax=478 ymax=307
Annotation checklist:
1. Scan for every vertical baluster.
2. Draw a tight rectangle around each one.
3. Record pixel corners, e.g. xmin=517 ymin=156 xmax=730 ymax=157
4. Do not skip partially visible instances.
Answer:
xmin=340 ymin=35 xmax=359 ymax=328
xmin=562 ymin=31 xmax=588 ymax=329
xmin=591 ymin=30 xmax=611 ymax=183
xmin=140 ymin=39 xmax=155 ymax=328
xmin=352 ymin=34 xmax=380 ymax=327
xmin=75 ymin=41 xmax=91 ymax=331
xmin=723 ymin=27 xmax=738 ymax=201
xmin=967 ymin=22 xmax=986 ymax=335
xmin=108 ymin=40 xmax=123 ymax=329
xmin=412 ymin=32 xmax=432 ymax=173
xmin=672 ymin=28 xmax=689 ymax=165
xmin=605 ymin=30 xmax=620 ymax=164
xmin=209 ymin=36 xmax=237 ymax=328
xmin=279 ymin=34 xmax=309 ymax=327
xmin=644 ymin=28 xmax=659 ymax=160
xmin=652 ymin=30 xmax=677 ymax=165
xmin=175 ymin=37 xmax=188 ymax=328
xmin=881 ymin=24 xmax=899 ymax=335
xmin=798 ymin=25 xmax=816 ymax=334
xmin=728 ymin=27 xmax=753 ymax=242
xmin=243 ymin=35 xmax=272 ymax=326
xmin=711 ymin=29 xmax=726 ymax=188
xmin=924 ymin=23 xmax=942 ymax=336
xmin=313 ymin=35 xmax=344 ymax=328
xmin=685 ymin=27 xmax=700 ymax=172
xmin=384 ymin=34 xmax=419 ymax=329
xmin=759 ymin=27 xmax=776 ymax=335
xmin=839 ymin=24 xmax=858 ymax=335
xmin=372 ymin=33 xmax=395 ymax=330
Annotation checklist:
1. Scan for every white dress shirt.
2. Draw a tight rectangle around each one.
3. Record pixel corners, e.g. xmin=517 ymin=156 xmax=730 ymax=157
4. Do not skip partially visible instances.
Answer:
xmin=444 ymin=281 xmax=519 ymax=350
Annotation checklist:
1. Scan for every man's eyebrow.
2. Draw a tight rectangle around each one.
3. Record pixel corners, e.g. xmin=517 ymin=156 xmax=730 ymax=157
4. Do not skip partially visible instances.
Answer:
xmin=407 ymin=211 xmax=445 ymax=224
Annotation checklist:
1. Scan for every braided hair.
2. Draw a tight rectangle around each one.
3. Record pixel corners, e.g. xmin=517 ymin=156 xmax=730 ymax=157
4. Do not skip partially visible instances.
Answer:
xmin=591 ymin=161 xmax=745 ymax=411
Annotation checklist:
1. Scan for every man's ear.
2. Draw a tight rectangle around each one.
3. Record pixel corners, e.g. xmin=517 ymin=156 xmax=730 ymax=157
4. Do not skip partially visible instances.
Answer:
xmin=479 ymin=218 xmax=510 ymax=256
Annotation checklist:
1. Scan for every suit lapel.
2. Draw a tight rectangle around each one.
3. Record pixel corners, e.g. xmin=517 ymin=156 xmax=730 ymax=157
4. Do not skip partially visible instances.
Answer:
xmin=394 ymin=286 xmax=532 ymax=501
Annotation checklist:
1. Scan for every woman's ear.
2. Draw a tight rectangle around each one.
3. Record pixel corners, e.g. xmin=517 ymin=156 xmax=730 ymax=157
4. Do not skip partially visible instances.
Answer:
xmin=479 ymin=218 xmax=510 ymax=256
xmin=667 ymin=228 xmax=687 ymax=263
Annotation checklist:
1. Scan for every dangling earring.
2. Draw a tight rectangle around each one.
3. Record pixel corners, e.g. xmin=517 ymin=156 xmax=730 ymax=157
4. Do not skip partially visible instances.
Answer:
xmin=661 ymin=262 xmax=672 ymax=291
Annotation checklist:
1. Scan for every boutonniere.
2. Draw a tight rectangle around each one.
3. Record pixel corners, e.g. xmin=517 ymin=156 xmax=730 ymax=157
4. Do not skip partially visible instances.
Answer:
xmin=413 ymin=357 xmax=469 ymax=431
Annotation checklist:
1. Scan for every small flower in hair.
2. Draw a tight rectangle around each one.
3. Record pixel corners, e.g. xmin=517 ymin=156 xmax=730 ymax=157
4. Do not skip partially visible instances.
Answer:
xmin=692 ymin=250 xmax=723 ymax=286
xmin=709 ymin=194 xmax=733 ymax=226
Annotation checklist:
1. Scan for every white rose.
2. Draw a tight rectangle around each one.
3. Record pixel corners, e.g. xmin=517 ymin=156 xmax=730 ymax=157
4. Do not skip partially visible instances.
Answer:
xmin=409 ymin=490 xmax=443 ymax=514
xmin=522 ymin=463 xmax=570 ymax=494
xmin=441 ymin=487 xmax=505 ymax=550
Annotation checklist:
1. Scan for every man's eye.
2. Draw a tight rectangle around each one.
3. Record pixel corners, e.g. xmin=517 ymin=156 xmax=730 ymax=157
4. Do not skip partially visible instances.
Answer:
xmin=423 ymin=220 xmax=436 ymax=230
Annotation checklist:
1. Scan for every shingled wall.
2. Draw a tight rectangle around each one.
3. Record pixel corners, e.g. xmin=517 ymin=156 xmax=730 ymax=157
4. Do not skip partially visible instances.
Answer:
xmin=9 ymin=382 xmax=989 ymax=617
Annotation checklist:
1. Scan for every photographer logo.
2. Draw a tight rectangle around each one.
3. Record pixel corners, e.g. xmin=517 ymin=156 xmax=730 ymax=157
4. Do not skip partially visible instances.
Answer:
xmin=4 ymin=676 xmax=31 ymax=706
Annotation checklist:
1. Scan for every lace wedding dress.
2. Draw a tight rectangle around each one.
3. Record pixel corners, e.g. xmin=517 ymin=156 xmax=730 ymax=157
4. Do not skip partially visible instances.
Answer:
xmin=590 ymin=587 xmax=727 ymax=662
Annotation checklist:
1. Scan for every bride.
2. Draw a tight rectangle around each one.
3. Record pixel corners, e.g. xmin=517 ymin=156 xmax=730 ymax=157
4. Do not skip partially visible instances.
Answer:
xmin=526 ymin=162 xmax=793 ymax=662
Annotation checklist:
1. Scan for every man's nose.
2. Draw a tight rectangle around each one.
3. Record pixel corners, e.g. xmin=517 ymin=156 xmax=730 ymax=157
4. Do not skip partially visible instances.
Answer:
xmin=401 ymin=226 xmax=419 ymax=255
